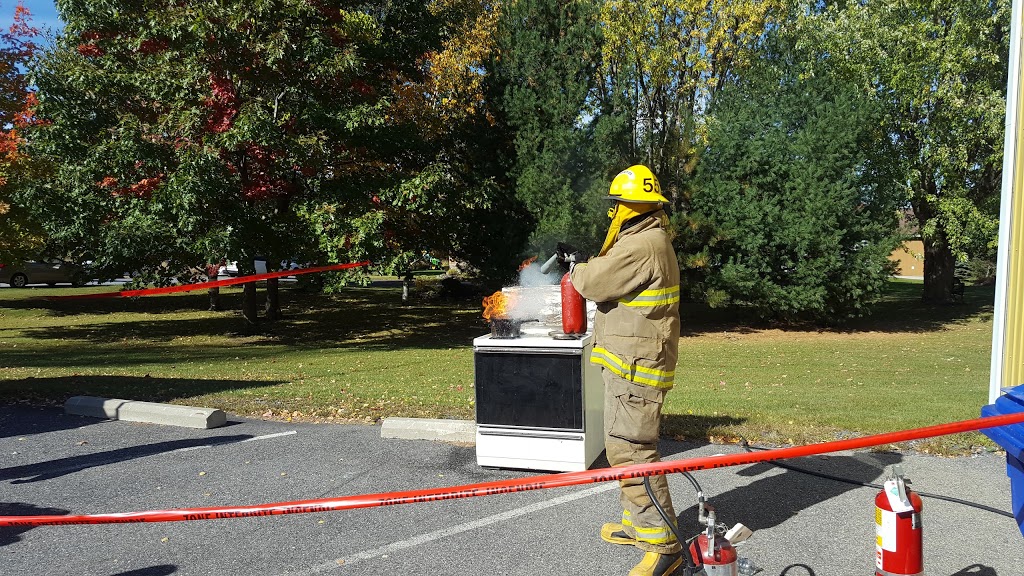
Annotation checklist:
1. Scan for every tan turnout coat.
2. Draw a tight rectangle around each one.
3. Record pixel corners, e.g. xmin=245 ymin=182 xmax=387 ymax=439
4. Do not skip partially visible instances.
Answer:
xmin=570 ymin=210 xmax=680 ymax=389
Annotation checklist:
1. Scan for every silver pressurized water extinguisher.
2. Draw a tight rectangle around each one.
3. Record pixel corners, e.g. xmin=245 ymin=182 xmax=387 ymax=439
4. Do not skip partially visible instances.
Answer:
xmin=689 ymin=503 xmax=738 ymax=575
xmin=643 ymin=475 xmax=756 ymax=576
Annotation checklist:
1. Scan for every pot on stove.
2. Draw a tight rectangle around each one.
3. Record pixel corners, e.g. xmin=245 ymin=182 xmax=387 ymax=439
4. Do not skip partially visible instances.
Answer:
xmin=489 ymin=318 xmax=536 ymax=339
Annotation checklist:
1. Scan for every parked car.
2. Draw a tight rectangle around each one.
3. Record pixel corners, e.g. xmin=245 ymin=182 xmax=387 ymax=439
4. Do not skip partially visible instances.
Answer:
xmin=0 ymin=259 xmax=90 ymax=287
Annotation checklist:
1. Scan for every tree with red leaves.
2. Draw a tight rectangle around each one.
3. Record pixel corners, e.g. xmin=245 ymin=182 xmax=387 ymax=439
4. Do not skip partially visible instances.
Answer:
xmin=18 ymin=2 xmax=463 ymax=316
xmin=0 ymin=1 xmax=44 ymax=263
xmin=21 ymin=1 xmax=534 ymax=318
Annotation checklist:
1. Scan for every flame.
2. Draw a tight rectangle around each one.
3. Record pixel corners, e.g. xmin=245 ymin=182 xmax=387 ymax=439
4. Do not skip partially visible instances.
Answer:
xmin=482 ymin=290 xmax=516 ymax=321
xmin=518 ymin=256 xmax=537 ymax=271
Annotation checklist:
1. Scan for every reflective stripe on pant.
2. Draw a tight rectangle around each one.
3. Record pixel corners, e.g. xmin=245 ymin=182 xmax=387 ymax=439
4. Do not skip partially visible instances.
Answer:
xmin=603 ymin=369 xmax=681 ymax=554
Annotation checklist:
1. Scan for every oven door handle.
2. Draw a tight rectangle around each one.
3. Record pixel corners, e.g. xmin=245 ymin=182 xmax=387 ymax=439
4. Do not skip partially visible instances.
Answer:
xmin=477 ymin=428 xmax=584 ymax=441
xmin=474 ymin=347 xmax=583 ymax=355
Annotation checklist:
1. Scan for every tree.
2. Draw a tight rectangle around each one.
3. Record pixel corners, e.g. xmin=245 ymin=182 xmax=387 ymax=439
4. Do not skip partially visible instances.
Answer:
xmin=493 ymin=0 xmax=608 ymax=253
xmin=797 ymin=0 xmax=1010 ymax=303
xmin=693 ymin=31 xmax=903 ymax=322
xmin=598 ymin=0 xmax=784 ymax=206
xmin=352 ymin=0 xmax=535 ymax=284
xmin=26 ymin=0 xmax=422 ymax=322
xmin=0 ymin=2 xmax=44 ymax=263
xmin=20 ymin=1 xmax=531 ymax=319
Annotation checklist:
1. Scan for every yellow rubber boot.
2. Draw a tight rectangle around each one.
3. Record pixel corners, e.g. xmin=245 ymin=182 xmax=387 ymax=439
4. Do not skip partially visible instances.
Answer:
xmin=600 ymin=522 xmax=638 ymax=546
xmin=627 ymin=551 xmax=683 ymax=576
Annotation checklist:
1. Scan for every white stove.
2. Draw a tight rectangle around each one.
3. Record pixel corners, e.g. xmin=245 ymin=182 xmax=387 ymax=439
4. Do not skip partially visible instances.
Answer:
xmin=473 ymin=328 xmax=604 ymax=472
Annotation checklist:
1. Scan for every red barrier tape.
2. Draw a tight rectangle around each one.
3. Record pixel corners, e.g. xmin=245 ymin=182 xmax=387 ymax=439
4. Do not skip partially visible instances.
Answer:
xmin=2 ymin=411 xmax=1022 ymax=527
xmin=44 ymin=261 xmax=372 ymax=300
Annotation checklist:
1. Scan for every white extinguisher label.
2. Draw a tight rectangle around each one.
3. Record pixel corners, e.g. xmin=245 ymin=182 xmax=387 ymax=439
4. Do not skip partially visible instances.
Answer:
xmin=875 ymin=507 xmax=897 ymax=553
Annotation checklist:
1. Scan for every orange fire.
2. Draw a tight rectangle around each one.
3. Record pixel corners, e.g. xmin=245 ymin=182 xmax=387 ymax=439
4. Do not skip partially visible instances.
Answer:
xmin=518 ymin=256 xmax=537 ymax=271
xmin=482 ymin=290 xmax=516 ymax=321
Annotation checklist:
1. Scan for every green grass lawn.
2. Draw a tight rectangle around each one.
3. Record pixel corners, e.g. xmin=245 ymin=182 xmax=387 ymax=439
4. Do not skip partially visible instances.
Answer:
xmin=0 ymin=280 xmax=999 ymax=453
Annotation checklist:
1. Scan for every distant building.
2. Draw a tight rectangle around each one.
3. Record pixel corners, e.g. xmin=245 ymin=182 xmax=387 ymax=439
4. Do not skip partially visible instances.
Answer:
xmin=889 ymin=206 xmax=923 ymax=280
xmin=889 ymin=240 xmax=924 ymax=279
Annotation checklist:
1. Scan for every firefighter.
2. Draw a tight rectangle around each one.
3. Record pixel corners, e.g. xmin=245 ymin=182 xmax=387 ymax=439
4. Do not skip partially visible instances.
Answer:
xmin=558 ymin=164 xmax=682 ymax=576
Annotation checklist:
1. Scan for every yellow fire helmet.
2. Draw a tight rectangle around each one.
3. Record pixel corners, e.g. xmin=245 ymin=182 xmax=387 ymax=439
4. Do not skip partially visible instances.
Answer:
xmin=598 ymin=165 xmax=669 ymax=256
xmin=606 ymin=164 xmax=668 ymax=204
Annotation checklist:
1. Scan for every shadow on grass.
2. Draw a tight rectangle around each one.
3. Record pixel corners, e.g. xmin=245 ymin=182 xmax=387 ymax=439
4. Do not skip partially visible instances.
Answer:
xmin=4 ymin=282 xmax=996 ymax=361
xmin=13 ymin=287 xmax=488 ymax=351
xmin=0 ymin=502 xmax=71 ymax=547
xmin=0 ymin=434 xmax=252 ymax=483
xmin=662 ymin=414 xmax=747 ymax=440
xmin=0 ymin=375 xmax=283 ymax=406
xmin=2 ymin=288 xmax=240 ymax=316
xmin=681 ymin=282 xmax=995 ymax=337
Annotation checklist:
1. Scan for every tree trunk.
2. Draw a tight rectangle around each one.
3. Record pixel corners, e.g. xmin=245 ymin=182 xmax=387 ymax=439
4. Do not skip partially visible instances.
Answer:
xmin=242 ymin=282 xmax=258 ymax=325
xmin=921 ymin=232 xmax=956 ymax=303
xmin=914 ymin=171 xmax=957 ymax=304
xmin=205 ymin=262 xmax=222 ymax=311
xmin=264 ymin=277 xmax=281 ymax=321
xmin=208 ymin=287 xmax=221 ymax=311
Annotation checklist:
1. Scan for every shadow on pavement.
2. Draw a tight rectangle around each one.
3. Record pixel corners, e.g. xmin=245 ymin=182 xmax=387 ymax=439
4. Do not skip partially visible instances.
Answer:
xmin=0 ymin=405 xmax=101 ymax=439
xmin=778 ymin=565 xmax=818 ymax=575
xmin=673 ymin=451 xmax=903 ymax=533
xmin=110 ymin=566 xmax=178 ymax=576
xmin=0 ymin=434 xmax=253 ymax=483
xmin=0 ymin=502 xmax=70 ymax=547
xmin=949 ymin=565 xmax=998 ymax=576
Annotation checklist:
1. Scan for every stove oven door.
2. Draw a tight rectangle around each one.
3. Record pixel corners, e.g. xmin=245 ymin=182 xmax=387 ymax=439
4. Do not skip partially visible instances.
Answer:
xmin=474 ymin=347 xmax=584 ymax=431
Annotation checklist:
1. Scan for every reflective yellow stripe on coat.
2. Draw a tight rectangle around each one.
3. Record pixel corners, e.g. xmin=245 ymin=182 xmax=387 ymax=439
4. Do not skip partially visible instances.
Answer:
xmin=618 ymin=285 xmax=680 ymax=307
xmin=591 ymin=347 xmax=675 ymax=388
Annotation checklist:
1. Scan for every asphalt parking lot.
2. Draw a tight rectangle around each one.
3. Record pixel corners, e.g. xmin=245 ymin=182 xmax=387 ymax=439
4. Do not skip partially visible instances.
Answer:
xmin=1 ymin=404 xmax=1022 ymax=576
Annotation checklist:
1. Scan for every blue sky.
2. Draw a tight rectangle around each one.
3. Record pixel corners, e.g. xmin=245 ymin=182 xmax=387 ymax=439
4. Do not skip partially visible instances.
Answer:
xmin=1 ymin=1 xmax=62 ymax=36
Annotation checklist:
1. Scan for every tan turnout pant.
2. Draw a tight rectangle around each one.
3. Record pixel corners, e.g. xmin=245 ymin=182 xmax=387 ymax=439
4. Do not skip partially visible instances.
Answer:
xmin=603 ymin=369 xmax=681 ymax=554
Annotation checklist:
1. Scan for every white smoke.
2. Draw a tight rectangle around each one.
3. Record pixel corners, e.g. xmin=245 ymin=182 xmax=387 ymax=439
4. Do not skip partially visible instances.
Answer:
xmin=505 ymin=260 xmax=562 ymax=322
xmin=519 ymin=259 xmax=562 ymax=288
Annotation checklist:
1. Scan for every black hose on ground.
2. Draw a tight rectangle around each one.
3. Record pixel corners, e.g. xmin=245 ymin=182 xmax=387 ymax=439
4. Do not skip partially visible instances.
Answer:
xmin=643 ymin=474 xmax=701 ymax=573
xmin=737 ymin=438 xmax=1014 ymax=519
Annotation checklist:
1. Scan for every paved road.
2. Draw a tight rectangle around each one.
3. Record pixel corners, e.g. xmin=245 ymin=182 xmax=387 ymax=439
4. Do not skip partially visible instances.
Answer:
xmin=1 ymin=405 xmax=1021 ymax=576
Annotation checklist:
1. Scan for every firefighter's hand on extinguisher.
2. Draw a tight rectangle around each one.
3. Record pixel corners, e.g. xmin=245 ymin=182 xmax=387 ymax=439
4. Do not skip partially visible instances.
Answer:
xmin=556 ymin=242 xmax=587 ymax=266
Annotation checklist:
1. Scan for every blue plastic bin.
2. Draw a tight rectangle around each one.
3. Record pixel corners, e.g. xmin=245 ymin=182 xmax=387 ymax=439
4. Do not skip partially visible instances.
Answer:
xmin=980 ymin=383 xmax=1024 ymax=537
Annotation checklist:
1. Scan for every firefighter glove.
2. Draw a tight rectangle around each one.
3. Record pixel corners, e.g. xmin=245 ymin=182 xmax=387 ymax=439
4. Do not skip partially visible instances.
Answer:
xmin=556 ymin=242 xmax=587 ymax=265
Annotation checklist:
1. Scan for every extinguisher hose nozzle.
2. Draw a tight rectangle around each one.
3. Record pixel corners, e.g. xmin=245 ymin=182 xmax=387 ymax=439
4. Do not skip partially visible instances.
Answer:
xmin=539 ymin=253 xmax=560 ymax=274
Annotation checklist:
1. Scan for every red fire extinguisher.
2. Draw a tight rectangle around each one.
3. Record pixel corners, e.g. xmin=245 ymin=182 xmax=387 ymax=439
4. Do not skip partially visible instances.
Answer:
xmin=875 ymin=465 xmax=923 ymax=576
xmin=560 ymin=272 xmax=586 ymax=335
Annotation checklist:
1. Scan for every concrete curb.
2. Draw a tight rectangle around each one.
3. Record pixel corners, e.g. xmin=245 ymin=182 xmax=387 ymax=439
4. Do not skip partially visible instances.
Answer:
xmin=64 ymin=396 xmax=227 ymax=429
xmin=380 ymin=417 xmax=475 ymax=444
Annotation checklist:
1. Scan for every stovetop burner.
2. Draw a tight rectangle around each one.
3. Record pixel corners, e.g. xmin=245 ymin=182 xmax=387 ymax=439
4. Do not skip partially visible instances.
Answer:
xmin=549 ymin=331 xmax=584 ymax=340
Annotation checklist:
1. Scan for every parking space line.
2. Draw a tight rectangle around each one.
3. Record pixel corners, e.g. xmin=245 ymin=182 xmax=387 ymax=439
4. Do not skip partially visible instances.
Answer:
xmin=169 ymin=430 xmax=297 ymax=454
xmin=277 ymin=482 xmax=618 ymax=575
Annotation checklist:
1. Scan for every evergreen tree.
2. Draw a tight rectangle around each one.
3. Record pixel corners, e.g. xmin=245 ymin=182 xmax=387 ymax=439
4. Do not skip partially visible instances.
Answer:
xmin=494 ymin=0 xmax=607 ymax=254
xmin=693 ymin=35 xmax=903 ymax=322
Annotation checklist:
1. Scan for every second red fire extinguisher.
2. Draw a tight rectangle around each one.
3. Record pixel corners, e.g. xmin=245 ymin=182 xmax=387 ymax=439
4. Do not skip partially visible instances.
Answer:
xmin=875 ymin=465 xmax=924 ymax=576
